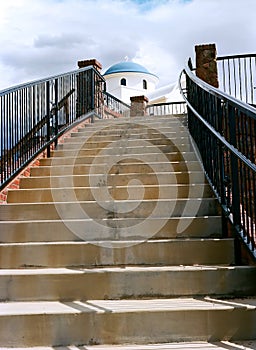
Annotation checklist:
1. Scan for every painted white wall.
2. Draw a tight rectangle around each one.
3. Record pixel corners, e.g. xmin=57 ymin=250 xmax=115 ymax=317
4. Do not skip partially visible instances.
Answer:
xmin=105 ymin=72 xmax=158 ymax=104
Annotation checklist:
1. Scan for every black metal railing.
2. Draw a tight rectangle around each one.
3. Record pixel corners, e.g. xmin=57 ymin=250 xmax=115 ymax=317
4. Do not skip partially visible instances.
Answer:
xmin=146 ymin=101 xmax=187 ymax=116
xmin=103 ymin=91 xmax=130 ymax=118
xmin=0 ymin=66 xmax=130 ymax=191
xmin=180 ymin=60 xmax=256 ymax=260
xmin=217 ymin=54 xmax=256 ymax=106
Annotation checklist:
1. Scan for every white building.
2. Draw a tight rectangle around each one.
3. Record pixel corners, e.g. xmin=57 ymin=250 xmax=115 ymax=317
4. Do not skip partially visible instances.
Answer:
xmin=103 ymin=61 xmax=159 ymax=104
xmin=103 ymin=60 xmax=185 ymax=105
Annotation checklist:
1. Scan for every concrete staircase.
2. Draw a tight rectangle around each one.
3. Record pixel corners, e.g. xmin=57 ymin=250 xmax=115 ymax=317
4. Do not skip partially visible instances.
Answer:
xmin=0 ymin=115 xmax=256 ymax=349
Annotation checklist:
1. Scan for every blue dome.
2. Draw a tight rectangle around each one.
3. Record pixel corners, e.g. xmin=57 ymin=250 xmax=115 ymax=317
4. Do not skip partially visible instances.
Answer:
xmin=104 ymin=61 xmax=156 ymax=77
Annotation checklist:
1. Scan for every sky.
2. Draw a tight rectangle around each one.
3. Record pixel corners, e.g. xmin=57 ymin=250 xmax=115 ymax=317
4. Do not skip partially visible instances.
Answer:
xmin=0 ymin=0 xmax=256 ymax=90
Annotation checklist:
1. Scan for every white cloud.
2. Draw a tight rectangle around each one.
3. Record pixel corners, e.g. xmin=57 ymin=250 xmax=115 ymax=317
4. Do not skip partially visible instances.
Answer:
xmin=0 ymin=0 xmax=256 ymax=90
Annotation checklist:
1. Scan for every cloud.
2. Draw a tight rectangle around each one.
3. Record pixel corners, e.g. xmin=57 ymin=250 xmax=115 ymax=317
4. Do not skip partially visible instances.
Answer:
xmin=0 ymin=0 xmax=256 ymax=90
xmin=34 ymin=33 xmax=86 ymax=49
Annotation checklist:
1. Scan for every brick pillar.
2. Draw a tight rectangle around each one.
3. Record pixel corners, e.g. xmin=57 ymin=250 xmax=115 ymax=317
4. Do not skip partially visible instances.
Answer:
xmin=76 ymin=59 xmax=103 ymax=118
xmin=130 ymin=95 xmax=148 ymax=117
xmin=77 ymin=59 xmax=102 ymax=72
xmin=195 ymin=43 xmax=219 ymax=88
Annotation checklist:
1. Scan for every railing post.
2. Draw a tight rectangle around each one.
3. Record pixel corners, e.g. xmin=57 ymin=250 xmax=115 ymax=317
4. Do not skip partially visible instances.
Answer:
xmin=215 ymin=98 xmax=228 ymax=236
xmin=54 ymin=78 xmax=58 ymax=147
xmin=46 ymin=81 xmax=51 ymax=158
xmin=130 ymin=95 xmax=148 ymax=117
xmin=228 ymin=104 xmax=241 ymax=230
xmin=91 ymin=69 xmax=95 ymax=118
xmin=195 ymin=43 xmax=219 ymax=88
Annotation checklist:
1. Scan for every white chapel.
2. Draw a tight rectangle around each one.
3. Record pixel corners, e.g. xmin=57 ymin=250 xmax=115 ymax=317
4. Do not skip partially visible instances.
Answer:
xmin=103 ymin=61 xmax=159 ymax=104
xmin=103 ymin=60 xmax=184 ymax=105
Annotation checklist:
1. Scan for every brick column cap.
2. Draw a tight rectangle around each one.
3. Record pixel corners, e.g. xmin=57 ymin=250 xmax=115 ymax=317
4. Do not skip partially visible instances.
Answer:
xmin=195 ymin=43 xmax=216 ymax=51
xmin=130 ymin=95 xmax=149 ymax=103
xmin=77 ymin=59 xmax=102 ymax=71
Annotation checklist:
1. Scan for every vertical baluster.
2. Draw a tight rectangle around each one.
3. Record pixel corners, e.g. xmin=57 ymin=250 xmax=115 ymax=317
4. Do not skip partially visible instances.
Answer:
xmin=46 ymin=81 xmax=51 ymax=157
xmin=238 ymin=57 xmax=243 ymax=101
xmin=54 ymin=78 xmax=58 ymax=147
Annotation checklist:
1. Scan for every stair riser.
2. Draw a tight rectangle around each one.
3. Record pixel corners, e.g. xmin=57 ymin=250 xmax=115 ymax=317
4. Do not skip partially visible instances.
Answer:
xmin=0 ymin=217 xmax=222 ymax=242
xmin=19 ymin=173 xmax=206 ymax=189
xmin=68 ymin=135 xmax=190 ymax=143
xmin=58 ymin=138 xmax=193 ymax=149
xmin=78 ymin=124 xmax=188 ymax=132
xmin=1 ymin=268 xmax=255 ymax=301
xmin=0 ymin=240 xmax=234 ymax=268
xmin=52 ymin=145 xmax=194 ymax=157
xmin=0 ymin=308 xmax=255 ymax=347
xmin=0 ymin=199 xmax=220 ymax=220
xmin=7 ymin=184 xmax=213 ymax=203
xmin=81 ymin=120 xmax=186 ymax=126
xmin=41 ymin=152 xmax=198 ymax=165
xmin=75 ymin=128 xmax=189 ymax=136
xmin=74 ymin=132 xmax=190 ymax=140
xmin=60 ymin=134 xmax=191 ymax=142
xmin=30 ymin=162 xmax=202 ymax=177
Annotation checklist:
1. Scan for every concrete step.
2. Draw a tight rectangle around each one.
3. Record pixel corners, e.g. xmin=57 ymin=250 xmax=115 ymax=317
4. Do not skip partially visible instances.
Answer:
xmin=55 ymin=140 xmax=193 ymax=154
xmin=5 ymin=341 xmax=255 ymax=350
xmin=0 ymin=239 xmax=234 ymax=268
xmin=89 ymin=117 xmax=187 ymax=125
xmin=0 ymin=216 xmax=222 ymax=242
xmin=78 ymin=121 xmax=187 ymax=130
xmin=75 ymin=129 xmax=190 ymax=138
xmin=51 ymin=143 xmax=193 ymax=159
xmin=68 ymin=134 xmax=190 ymax=143
xmin=7 ymin=183 xmax=213 ymax=203
xmin=0 ymin=297 xmax=255 ymax=346
xmin=42 ymin=152 xmax=198 ymax=165
xmin=57 ymin=139 xmax=193 ymax=150
xmin=94 ymin=116 xmax=185 ymax=123
xmin=19 ymin=172 xmax=206 ymax=189
xmin=64 ymin=134 xmax=191 ymax=143
xmin=0 ymin=198 xmax=220 ymax=221
xmin=75 ymin=129 xmax=188 ymax=139
xmin=29 ymin=161 xmax=202 ymax=177
xmin=0 ymin=266 xmax=255 ymax=301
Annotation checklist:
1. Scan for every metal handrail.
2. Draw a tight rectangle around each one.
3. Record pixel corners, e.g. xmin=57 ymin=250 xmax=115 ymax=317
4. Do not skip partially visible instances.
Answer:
xmin=180 ymin=60 xmax=256 ymax=260
xmin=0 ymin=66 xmax=94 ymax=95
xmin=217 ymin=53 xmax=256 ymax=105
xmin=0 ymin=66 xmax=130 ymax=191
xmin=103 ymin=91 xmax=130 ymax=118
xmin=184 ymin=60 xmax=256 ymax=118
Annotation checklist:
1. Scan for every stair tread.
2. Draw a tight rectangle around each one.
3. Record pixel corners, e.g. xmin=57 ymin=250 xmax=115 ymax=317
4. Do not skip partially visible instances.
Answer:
xmin=0 ymin=238 xmax=233 ymax=246
xmin=7 ymin=184 xmax=210 ymax=191
xmin=0 ymin=265 xmax=254 ymax=275
xmin=3 ymin=341 xmax=254 ymax=350
xmin=32 ymin=162 xmax=200 ymax=168
xmin=0 ymin=215 xmax=222 ymax=223
xmin=20 ymin=170 xmax=204 ymax=177
xmin=2 ymin=198 xmax=216 ymax=205
xmin=2 ymin=298 xmax=256 ymax=316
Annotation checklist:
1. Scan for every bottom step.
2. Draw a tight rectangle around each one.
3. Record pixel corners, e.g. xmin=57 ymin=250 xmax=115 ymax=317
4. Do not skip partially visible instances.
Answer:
xmin=75 ymin=341 xmax=256 ymax=349
xmin=1 ymin=341 xmax=256 ymax=349
xmin=0 ymin=298 xmax=256 ymax=346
